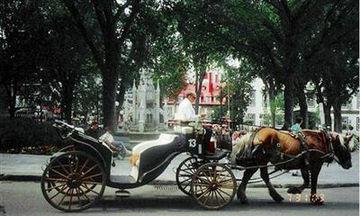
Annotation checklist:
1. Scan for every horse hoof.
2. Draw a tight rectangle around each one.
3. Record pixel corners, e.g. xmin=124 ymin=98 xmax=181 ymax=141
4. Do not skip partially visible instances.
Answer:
xmin=287 ymin=187 xmax=302 ymax=194
xmin=310 ymin=194 xmax=324 ymax=205
xmin=270 ymin=191 xmax=284 ymax=202
xmin=273 ymin=195 xmax=284 ymax=202
xmin=240 ymin=198 xmax=249 ymax=204
xmin=237 ymin=192 xmax=249 ymax=204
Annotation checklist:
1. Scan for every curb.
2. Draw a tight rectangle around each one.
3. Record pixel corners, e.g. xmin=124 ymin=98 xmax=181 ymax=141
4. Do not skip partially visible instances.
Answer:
xmin=1 ymin=175 xmax=358 ymax=189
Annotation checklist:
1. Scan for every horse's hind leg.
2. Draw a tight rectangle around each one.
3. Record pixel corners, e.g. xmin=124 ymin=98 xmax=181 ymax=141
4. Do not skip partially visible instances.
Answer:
xmin=287 ymin=168 xmax=310 ymax=194
xmin=237 ymin=168 xmax=257 ymax=204
xmin=260 ymin=167 xmax=284 ymax=202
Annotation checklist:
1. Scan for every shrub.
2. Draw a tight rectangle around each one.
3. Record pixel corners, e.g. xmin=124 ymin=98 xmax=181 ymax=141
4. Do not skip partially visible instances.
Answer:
xmin=0 ymin=117 xmax=62 ymax=154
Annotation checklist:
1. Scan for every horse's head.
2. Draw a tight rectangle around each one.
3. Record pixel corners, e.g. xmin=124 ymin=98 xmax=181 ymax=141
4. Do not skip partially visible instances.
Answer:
xmin=330 ymin=132 xmax=355 ymax=169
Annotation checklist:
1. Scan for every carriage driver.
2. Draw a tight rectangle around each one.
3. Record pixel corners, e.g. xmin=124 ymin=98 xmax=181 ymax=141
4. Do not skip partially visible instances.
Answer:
xmin=175 ymin=91 xmax=212 ymax=151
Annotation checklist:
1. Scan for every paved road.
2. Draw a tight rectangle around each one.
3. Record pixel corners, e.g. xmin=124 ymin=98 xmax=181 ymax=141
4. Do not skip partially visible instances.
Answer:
xmin=0 ymin=182 xmax=358 ymax=216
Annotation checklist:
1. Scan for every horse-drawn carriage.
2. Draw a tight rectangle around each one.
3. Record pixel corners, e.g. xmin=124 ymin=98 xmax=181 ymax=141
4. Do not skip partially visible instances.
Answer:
xmin=41 ymin=121 xmax=355 ymax=212
xmin=41 ymin=120 xmax=236 ymax=212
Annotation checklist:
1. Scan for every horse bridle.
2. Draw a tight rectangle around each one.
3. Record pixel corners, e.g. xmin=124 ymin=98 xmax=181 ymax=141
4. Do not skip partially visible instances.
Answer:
xmin=320 ymin=131 xmax=340 ymax=164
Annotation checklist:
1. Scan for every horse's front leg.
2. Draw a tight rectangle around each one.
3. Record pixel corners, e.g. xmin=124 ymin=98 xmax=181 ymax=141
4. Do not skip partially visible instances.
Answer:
xmin=287 ymin=168 xmax=310 ymax=194
xmin=237 ymin=168 xmax=257 ymax=204
xmin=310 ymin=164 xmax=324 ymax=205
xmin=260 ymin=167 xmax=284 ymax=202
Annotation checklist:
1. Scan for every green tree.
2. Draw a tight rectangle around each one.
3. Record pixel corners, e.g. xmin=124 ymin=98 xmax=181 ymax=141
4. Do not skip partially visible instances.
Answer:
xmin=221 ymin=58 xmax=254 ymax=125
xmin=173 ymin=0 xmax=229 ymax=114
xmin=262 ymin=93 xmax=283 ymax=128
xmin=307 ymin=0 xmax=359 ymax=131
xmin=199 ymin=0 xmax=358 ymax=129
xmin=0 ymin=0 xmax=48 ymax=117
xmin=61 ymin=0 xmax=141 ymax=129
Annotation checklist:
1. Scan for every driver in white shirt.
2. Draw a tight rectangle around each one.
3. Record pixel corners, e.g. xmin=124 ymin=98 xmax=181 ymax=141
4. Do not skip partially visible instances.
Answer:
xmin=176 ymin=91 xmax=197 ymax=121
xmin=175 ymin=91 xmax=213 ymax=153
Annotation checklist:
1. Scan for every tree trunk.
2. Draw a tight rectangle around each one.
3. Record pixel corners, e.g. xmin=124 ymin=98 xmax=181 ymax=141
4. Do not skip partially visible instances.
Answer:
xmin=194 ymin=62 xmax=206 ymax=115
xmin=283 ymin=74 xmax=295 ymax=129
xmin=8 ymin=91 xmax=16 ymax=119
xmin=267 ymin=84 xmax=276 ymax=128
xmin=333 ymin=102 xmax=342 ymax=132
xmin=297 ymin=89 xmax=308 ymax=129
xmin=102 ymin=68 xmax=118 ymax=130
xmin=219 ymin=85 xmax=223 ymax=122
xmin=61 ymin=81 xmax=75 ymax=124
xmin=323 ymin=103 xmax=332 ymax=129
xmin=5 ymin=80 xmax=18 ymax=119
xmin=117 ymin=79 xmax=127 ymax=109
xmin=102 ymin=34 xmax=119 ymax=130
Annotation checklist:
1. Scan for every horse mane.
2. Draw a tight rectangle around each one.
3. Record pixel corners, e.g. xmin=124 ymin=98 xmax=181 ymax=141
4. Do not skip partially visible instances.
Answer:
xmin=230 ymin=132 xmax=252 ymax=163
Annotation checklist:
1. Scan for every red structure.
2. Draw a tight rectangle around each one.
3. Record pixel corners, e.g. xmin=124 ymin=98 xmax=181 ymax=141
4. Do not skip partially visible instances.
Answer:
xmin=169 ymin=71 xmax=224 ymax=106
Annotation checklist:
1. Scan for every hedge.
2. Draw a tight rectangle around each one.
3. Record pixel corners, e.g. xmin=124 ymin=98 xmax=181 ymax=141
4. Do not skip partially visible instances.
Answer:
xmin=0 ymin=117 xmax=63 ymax=154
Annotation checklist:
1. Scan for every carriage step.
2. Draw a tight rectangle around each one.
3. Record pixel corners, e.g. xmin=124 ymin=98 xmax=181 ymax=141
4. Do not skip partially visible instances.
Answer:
xmin=110 ymin=175 xmax=136 ymax=184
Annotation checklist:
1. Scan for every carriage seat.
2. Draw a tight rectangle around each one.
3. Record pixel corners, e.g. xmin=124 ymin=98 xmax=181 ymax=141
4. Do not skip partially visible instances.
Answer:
xmin=129 ymin=133 xmax=179 ymax=181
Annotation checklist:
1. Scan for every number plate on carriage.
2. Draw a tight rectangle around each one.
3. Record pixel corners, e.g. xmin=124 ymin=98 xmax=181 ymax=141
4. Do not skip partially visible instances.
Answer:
xmin=189 ymin=139 xmax=197 ymax=148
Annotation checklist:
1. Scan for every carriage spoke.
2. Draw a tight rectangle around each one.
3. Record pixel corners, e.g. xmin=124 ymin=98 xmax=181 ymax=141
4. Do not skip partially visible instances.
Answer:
xmin=215 ymin=189 xmax=227 ymax=203
xmin=203 ymin=190 xmax=213 ymax=205
xmin=44 ymin=177 xmax=68 ymax=183
xmin=179 ymin=169 xmax=193 ymax=176
xmin=197 ymin=176 xmax=211 ymax=185
xmin=212 ymin=166 xmax=218 ymax=181
xmin=49 ymin=168 xmax=70 ymax=180
xmin=196 ymin=187 xmax=209 ymax=194
xmin=58 ymin=187 xmax=70 ymax=206
xmin=179 ymin=174 xmax=192 ymax=178
xmin=192 ymin=182 xmax=211 ymax=187
xmin=74 ymin=188 xmax=82 ymax=203
xmin=196 ymin=188 xmax=211 ymax=200
xmin=179 ymin=177 xmax=192 ymax=184
xmin=67 ymin=154 xmax=75 ymax=173
xmin=81 ymin=164 xmax=99 ymax=177
xmin=77 ymin=186 xmax=91 ymax=202
xmin=217 ymin=187 xmax=232 ymax=198
xmin=81 ymin=183 xmax=100 ymax=195
xmin=218 ymin=179 xmax=234 ymax=188
xmin=56 ymin=160 xmax=71 ymax=175
xmin=49 ymin=184 xmax=68 ymax=200
xmin=68 ymin=188 xmax=74 ymax=210
xmin=82 ymin=173 xmax=103 ymax=180
xmin=214 ymin=190 xmax=222 ymax=206
xmin=45 ymin=183 xmax=67 ymax=192
xmin=79 ymin=159 xmax=90 ymax=173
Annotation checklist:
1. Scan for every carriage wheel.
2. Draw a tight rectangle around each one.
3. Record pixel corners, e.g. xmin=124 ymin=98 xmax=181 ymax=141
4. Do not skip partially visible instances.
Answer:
xmin=191 ymin=162 xmax=236 ymax=210
xmin=41 ymin=151 xmax=106 ymax=212
xmin=176 ymin=157 xmax=201 ymax=196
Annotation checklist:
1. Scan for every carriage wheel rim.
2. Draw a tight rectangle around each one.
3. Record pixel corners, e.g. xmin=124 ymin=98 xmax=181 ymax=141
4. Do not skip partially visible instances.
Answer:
xmin=176 ymin=157 xmax=199 ymax=196
xmin=191 ymin=163 xmax=236 ymax=210
xmin=41 ymin=151 xmax=106 ymax=212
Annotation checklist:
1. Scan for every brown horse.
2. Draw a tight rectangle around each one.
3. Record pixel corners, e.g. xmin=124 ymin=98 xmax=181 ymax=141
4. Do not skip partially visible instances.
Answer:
xmin=230 ymin=127 xmax=355 ymax=205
